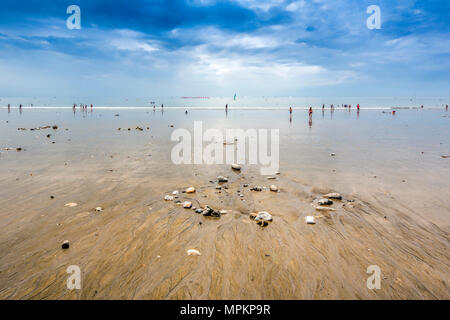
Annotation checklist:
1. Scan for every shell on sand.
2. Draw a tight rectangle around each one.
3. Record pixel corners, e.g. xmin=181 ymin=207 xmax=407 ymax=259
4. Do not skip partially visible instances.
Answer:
xmin=187 ymin=249 xmax=201 ymax=256
xmin=64 ymin=202 xmax=78 ymax=207
xmin=315 ymin=206 xmax=336 ymax=212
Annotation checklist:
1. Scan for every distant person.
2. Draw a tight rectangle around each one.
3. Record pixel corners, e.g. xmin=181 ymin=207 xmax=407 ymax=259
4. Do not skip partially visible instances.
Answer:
xmin=308 ymin=107 xmax=313 ymax=115
xmin=392 ymin=110 xmax=396 ymax=115
xmin=322 ymin=104 xmax=325 ymax=110
xmin=331 ymin=104 xmax=334 ymax=109
xmin=446 ymin=104 xmax=448 ymax=111
xmin=91 ymin=104 xmax=93 ymax=111
xmin=161 ymin=104 xmax=164 ymax=109
xmin=421 ymin=105 xmax=424 ymax=109
xmin=19 ymin=104 xmax=22 ymax=109
xmin=185 ymin=110 xmax=188 ymax=114
xmin=225 ymin=104 xmax=228 ymax=111
xmin=8 ymin=104 xmax=10 ymax=110
xmin=357 ymin=104 xmax=360 ymax=110
xmin=289 ymin=107 xmax=292 ymax=114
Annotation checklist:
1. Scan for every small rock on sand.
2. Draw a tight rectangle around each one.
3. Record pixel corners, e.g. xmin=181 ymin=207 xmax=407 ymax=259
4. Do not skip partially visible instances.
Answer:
xmin=94 ymin=207 xmax=103 ymax=212
xmin=183 ymin=201 xmax=192 ymax=209
xmin=164 ymin=195 xmax=174 ymax=201
xmin=318 ymin=198 xmax=333 ymax=206
xmin=64 ymin=202 xmax=78 ymax=207
xmin=217 ymin=176 xmax=228 ymax=182
xmin=305 ymin=216 xmax=316 ymax=224
xmin=270 ymin=185 xmax=278 ymax=192
xmin=62 ymin=240 xmax=70 ymax=249
xmin=323 ymin=193 xmax=342 ymax=200
xmin=186 ymin=187 xmax=196 ymax=193
xmin=231 ymin=164 xmax=241 ymax=170
xmin=249 ymin=212 xmax=258 ymax=219
xmin=172 ymin=190 xmax=179 ymax=195
xmin=187 ymin=249 xmax=201 ymax=256
xmin=251 ymin=186 xmax=262 ymax=192
xmin=255 ymin=211 xmax=273 ymax=222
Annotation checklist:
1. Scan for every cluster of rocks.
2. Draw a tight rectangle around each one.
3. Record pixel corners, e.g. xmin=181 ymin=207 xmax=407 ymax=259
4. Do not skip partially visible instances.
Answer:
xmin=309 ymin=192 xmax=344 ymax=224
xmin=17 ymin=125 xmax=59 ymax=131
xmin=249 ymin=211 xmax=273 ymax=227
xmin=163 ymin=165 xmax=279 ymax=227
xmin=250 ymin=184 xmax=279 ymax=192
xmin=117 ymin=126 xmax=150 ymax=131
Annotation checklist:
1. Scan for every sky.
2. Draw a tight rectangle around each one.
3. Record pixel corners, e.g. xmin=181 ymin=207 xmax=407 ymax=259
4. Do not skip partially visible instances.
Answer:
xmin=0 ymin=0 xmax=449 ymax=104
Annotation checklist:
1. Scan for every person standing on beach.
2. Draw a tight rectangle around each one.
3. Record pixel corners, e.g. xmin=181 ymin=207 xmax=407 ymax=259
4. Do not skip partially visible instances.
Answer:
xmin=308 ymin=107 xmax=313 ymax=115
xmin=8 ymin=104 xmax=10 ymax=112
xmin=161 ymin=104 xmax=164 ymax=109
xmin=322 ymin=104 xmax=325 ymax=110
xmin=289 ymin=107 xmax=292 ymax=114
xmin=90 ymin=104 xmax=93 ymax=111
xmin=446 ymin=104 xmax=448 ymax=111
xmin=357 ymin=104 xmax=360 ymax=111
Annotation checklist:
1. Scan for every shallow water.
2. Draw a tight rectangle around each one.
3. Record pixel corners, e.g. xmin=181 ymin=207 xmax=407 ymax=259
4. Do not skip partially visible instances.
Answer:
xmin=0 ymin=107 xmax=449 ymax=299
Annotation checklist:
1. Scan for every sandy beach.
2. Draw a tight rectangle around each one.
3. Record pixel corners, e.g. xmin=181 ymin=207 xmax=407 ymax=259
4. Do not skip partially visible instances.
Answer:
xmin=0 ymin=107 xmax=449 ymax=299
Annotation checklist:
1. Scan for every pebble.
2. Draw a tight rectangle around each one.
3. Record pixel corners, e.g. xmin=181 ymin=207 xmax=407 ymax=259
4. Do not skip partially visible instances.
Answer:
xmin=331 ymin=153 xmax=336 ymax=156
xmin=217 ymin=176 xmax=228 ymax=182
xmin=172 ymin=190 xmax=179 ymax=195
xmin=255 ymin=211 xmax=273 ymax=222
xmin=270 ymin=185 xmax=278 ymax=192
xmin=305 ymin=216 xmax=316 ymax=224
xmin=318 ymin=198 xmax=333 ymax=206
xmin=186 ymin=187 xmax=196 ymax=193
xmin=249 ymin=212 xmax=258 ymax=219
xmin=251 ymin=186 xmax=262 ymax=192
xmin=267 ymin=176 xmax=276 ymax=180
xmin=94 ymin=207 xmax=103 ymax=212
xmin=187 ymin=249 xmax=201 ymax=256
xmin=195 ymin=208 xmax=203 ymax=214
xmin=323 ymin=193 xmax=342 ymax=200
xmin=62 ymin=240 xmax=70 ymax=249
xmin=231 ymin=164 xmax=241 ymax=170
xmin=183 ymin=201 xmax=192 ymax=209
xmin=164 ymin=195 xmax=174 ymax=201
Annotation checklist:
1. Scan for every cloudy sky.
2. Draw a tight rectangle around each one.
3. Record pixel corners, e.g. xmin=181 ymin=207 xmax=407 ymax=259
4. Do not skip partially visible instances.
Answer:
xmin=0 ymin=0 xmax=449 ymax=102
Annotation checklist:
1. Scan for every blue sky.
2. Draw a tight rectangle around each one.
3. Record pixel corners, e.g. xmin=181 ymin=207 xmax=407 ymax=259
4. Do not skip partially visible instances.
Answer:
xmin=0 ymin=0 xmax=449 ymax=102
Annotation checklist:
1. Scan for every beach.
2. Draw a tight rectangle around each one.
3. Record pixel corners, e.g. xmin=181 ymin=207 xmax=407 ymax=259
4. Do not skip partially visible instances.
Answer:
xmin=0 ymin=107 xmax=449 ymax=299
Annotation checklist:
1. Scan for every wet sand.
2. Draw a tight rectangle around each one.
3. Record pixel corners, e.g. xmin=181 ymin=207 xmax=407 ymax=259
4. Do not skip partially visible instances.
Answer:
xmin=0 ymin=108 xmax=449 ymax=299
